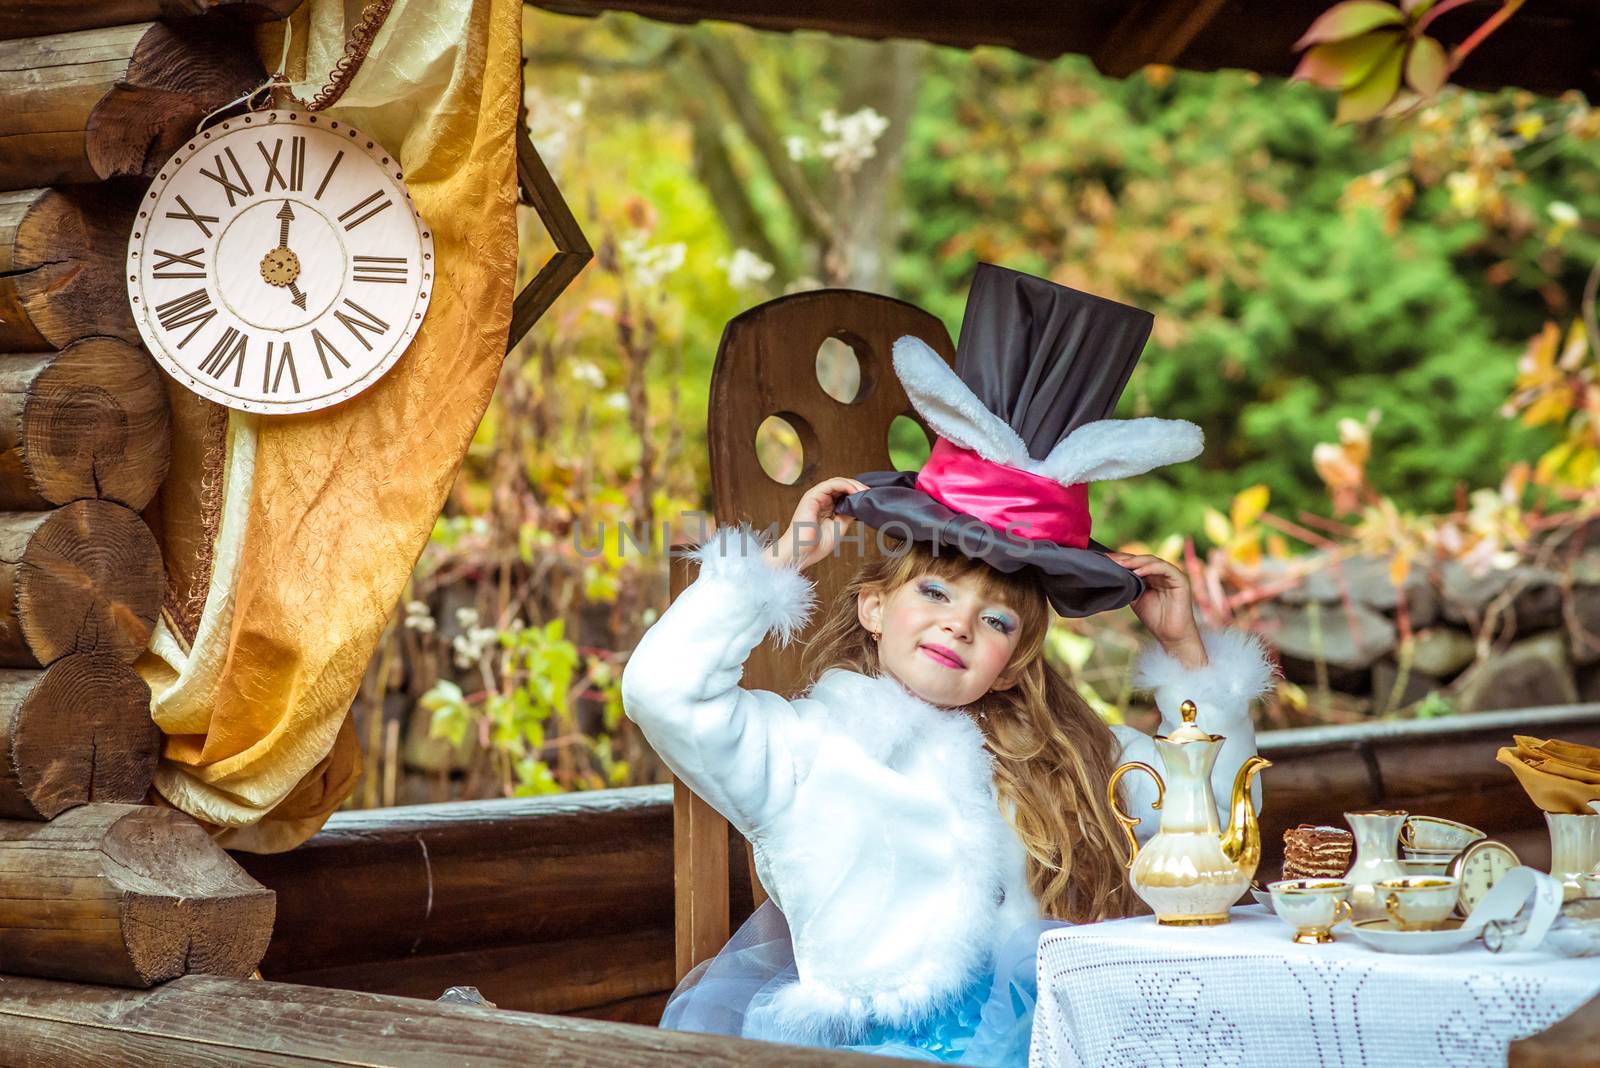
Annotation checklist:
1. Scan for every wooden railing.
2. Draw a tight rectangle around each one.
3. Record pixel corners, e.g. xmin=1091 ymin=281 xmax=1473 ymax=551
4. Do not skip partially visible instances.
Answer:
xmin=239 ymin=704 xmax=1600 ymax=1021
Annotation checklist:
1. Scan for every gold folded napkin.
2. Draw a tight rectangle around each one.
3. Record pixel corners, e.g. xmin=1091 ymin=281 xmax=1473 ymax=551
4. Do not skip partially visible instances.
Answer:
xmin=1496 ymin=735 xmax=1600 ymax=814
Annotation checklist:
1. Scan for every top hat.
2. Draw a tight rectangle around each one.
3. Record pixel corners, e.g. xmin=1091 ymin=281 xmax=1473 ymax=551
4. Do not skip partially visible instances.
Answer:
xmin=836 ymin=263 xmax=1202 ymax=617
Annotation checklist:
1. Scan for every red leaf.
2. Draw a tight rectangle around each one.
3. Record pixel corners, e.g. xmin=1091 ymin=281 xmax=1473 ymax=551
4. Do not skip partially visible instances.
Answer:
xmin=1336 ymin=41 xmax=1406 ymax=123
xmin=1293 ymin=31 xmax=1405 ymax=90
xmin=1295 ymin=0 xmax=1406 ymax=49
xmin=1404 ymin=35 xmax=1450 ymax=95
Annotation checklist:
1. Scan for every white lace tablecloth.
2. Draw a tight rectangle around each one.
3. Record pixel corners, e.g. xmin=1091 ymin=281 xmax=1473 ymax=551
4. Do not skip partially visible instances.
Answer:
xmin=1031 ymin=906 xmax=1600 ymax=1068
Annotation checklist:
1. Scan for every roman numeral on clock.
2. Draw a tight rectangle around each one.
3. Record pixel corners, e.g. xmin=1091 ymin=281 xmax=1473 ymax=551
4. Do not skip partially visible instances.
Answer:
xmin=338 ymin=191 xmax=392 ymax=232
xmin=154 ymin=288 xmax=216 ymax=348
xmin=352 ymin=255 xmax=407 ymax=284
xmin=314 ymin=150 xmax=344 ymax=200
xmin=264 ymin=341 xmax=300 ymax=394
xmin=165 ymin=195 xmax=219 ymax=238
xmin=311 ymin=328 xmax=350 ymax=378
xmin=198 ymin=148 xmax=254 ymax=207
xmin=334 ymin=299 xmax=390 ymax=350
xmin=258 ymin=136 xmax=304 ymax=193
xmin=198 ymin=326 xmax=248 ymax=387
xmin=152 ymin=247 xmax=206 ymax=279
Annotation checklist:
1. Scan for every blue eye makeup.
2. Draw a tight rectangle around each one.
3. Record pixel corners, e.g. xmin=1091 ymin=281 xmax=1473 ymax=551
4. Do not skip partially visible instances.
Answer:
xmin=919 ymin=579 xmax=1015 ymax=635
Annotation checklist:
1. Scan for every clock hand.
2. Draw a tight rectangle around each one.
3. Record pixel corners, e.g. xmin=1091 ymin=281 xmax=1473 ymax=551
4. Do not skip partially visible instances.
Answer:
xmin=287 ymin=280 xmax=307 ymax=310
xmin=277 ymin=201 xmax=294 ymax=247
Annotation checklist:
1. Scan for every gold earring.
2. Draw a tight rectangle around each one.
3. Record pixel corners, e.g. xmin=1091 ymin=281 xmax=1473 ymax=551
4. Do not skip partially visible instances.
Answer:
xmin=870 ymin=631 xmax=881 ymax=642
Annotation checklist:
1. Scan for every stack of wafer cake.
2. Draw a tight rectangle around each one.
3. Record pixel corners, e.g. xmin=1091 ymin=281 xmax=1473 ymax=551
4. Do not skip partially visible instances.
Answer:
xmin=1282 ymin=824 xmax=1353 ymax=880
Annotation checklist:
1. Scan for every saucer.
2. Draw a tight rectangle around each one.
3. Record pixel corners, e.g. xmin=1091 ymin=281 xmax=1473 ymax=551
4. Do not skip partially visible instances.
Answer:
xmin=1349 ymin=917 xmax=1478 ymax=955
xmin=1250 ymin=887 xmax=1274 ymax=908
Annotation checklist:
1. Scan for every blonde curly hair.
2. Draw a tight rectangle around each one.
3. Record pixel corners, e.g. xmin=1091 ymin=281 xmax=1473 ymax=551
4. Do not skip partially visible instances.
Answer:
xmin=799 ymin=540 xmax=1139 ymax=924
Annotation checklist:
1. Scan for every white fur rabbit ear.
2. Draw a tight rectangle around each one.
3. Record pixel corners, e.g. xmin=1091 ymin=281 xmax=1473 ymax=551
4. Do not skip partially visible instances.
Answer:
xmin=892 ymin=335 xmax=1029 ymax=467
xmin=1040 ymin=418 xmax=1204 ymax=485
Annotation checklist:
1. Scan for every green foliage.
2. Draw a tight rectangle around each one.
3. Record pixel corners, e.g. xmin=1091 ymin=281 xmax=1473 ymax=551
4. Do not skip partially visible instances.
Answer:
xmin=895 ymin=52 xmax=1596 ymax=547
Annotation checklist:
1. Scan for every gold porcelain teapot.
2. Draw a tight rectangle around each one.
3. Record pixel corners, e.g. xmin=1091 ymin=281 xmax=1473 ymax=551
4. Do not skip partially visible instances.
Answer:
xmin=1108 ymin=700 xmax=1271 ymax=926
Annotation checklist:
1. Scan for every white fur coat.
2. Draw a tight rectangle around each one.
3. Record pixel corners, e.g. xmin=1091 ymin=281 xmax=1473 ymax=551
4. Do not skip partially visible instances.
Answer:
xmin=621 ymin=525 xmax=1275 ymax=1042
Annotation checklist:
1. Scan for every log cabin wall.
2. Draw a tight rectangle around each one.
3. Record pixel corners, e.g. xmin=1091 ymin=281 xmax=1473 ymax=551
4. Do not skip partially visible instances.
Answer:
xmin=242 ymin=702 xmax=1600 ymax=1022
xmin=0 ymin=5 xmax=285 ymax=993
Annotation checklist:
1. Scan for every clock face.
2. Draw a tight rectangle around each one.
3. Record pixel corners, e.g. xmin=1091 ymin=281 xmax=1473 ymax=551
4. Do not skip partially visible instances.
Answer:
xmin=128 ymin=110 xmax=433 ymax=414
xmin=1453 ymin=839 xmax=1520 ymax=914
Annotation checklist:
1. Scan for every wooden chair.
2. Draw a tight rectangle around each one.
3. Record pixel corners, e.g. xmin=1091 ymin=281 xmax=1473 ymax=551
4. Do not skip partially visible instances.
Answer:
xmin=667 ymin=289 xmax=956 ymax=979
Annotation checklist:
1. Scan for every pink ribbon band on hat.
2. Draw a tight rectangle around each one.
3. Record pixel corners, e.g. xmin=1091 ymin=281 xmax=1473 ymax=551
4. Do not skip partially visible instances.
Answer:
xmin=914 ymin=437 xmax=1092 ymax=548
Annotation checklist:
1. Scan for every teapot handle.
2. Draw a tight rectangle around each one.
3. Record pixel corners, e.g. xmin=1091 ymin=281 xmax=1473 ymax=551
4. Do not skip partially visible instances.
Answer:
xmin=1107 ymin=761 xmax=1164 ymax=869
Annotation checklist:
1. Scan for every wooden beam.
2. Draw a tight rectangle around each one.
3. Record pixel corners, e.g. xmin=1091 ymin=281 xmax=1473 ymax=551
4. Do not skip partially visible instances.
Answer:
xmin=0 ymin=805 xmax=275 ymax=987
xmin=0 ymin=656 xmax=158 ymax=820
xmin=0 ymin=2 xmax=307 ymax=43
xmin=525 ymin=0 xmax=1600 ymax=100
xmin=1092 ymin=0 xmax=1232 ymax=79
xmin=0 ymin=501 xmax=163 ymax=668
xmin=0 ymin=186 xmax=143 ymax=352
xmin=0 ymin=974 xmax=906 ymax=1067
xmin=0 ymin=21 xmax=263 ymax=191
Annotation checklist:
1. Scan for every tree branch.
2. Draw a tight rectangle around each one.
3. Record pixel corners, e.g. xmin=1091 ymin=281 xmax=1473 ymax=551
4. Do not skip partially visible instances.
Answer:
xmin=689 ymin=30 xmax=835 ymax=246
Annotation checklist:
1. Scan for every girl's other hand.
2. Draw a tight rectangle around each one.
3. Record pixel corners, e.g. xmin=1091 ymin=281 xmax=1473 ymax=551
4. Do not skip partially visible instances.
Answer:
xmin=768 ymin=477 xmax=870 ymax=572
xmin=1105 ymin=551 xmax=1209 ymax=669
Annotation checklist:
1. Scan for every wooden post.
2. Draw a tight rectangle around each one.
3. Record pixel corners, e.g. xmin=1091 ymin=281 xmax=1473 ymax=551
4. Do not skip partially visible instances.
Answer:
xmin=0 ymin=804 xmax=276 ymax=987
xmin=0 ymin=500 xmax=164 ymax=668
xmin=0 ymin=186 xmax=143 ymax=352
xmin=0 ymin=339 xmax=172 ymax=510
xmin=0 ymin=21 xmax=263 ymax=191
xmin=0 ymin=1 xmax=306 ymax=43
xmin=0 ymin=655 xmax=158 ymax=820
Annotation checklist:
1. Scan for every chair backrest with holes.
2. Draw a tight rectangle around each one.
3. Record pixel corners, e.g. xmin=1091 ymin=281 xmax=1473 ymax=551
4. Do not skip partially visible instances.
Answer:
xmin=667 ymin=289 xmax=956 ymax=979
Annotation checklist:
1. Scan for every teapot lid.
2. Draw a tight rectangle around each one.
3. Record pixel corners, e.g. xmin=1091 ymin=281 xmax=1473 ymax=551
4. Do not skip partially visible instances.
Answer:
xmin=1160 ymin=699 xmax=1221 ymax=744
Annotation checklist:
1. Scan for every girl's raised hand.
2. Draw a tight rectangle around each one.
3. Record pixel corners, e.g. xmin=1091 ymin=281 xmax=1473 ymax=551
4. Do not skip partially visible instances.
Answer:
xmin=767 ymin=477 xmax=870 ymax=572
xmin=1105 ymin=551 xmax=1209 ymax=669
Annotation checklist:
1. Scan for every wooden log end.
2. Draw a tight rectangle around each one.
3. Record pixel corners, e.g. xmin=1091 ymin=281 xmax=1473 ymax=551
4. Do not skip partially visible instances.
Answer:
xmin=85 ymin=21 xmax=265 ymax=182
xmin=0 ymin=804 xmax=275 ymax=987
xmin=5 ymin=185 xmax=143 ymax=350
xmin=104 ymin=806 xmax=278 ymax=985
xmin=13 ymin=500 xmax=163 ymax=666
xmin=16 ymin=338 xmax=173 ymax=510
xmin=0 ymin=656 xmax=158 ymax=819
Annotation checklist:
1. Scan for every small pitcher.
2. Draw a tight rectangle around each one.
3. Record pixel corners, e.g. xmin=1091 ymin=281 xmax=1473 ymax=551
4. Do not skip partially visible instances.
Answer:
xmin=1547 ymin=812 xmax=1600 ymax=901
xmin=1345 ymin=809 xmax=1408 ymax=922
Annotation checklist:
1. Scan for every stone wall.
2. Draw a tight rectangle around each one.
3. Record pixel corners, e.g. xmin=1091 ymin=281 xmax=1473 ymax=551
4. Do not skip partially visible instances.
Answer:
xmin=1245 ymin=545 xmax=1600 ymax=717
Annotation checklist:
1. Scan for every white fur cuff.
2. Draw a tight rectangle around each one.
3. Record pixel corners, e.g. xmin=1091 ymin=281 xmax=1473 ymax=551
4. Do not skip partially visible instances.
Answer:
xmin=1133 ymin=626 xmax=1277 ymax=726
xmin=687 ymin=524 xmax=816 ymax=648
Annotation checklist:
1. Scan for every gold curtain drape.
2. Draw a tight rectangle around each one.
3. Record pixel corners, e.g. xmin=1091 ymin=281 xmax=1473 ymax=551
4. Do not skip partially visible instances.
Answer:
xmin=136 ymin=0 xmax=521 ymax=851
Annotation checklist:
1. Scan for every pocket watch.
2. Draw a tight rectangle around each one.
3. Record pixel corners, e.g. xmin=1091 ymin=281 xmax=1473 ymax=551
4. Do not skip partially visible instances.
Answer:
xmin=1447 ymin=838 xmax=1520 ymax=914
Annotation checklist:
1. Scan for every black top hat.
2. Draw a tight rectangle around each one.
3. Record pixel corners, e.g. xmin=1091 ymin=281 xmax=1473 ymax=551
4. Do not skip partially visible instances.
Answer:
xmin=836 ymin=263 xmax=1202 ymax=617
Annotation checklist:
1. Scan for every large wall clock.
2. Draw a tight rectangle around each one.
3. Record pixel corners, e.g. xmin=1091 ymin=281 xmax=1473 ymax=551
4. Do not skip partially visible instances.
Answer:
xmin=128 ymin=110 xmax=433 ymax=414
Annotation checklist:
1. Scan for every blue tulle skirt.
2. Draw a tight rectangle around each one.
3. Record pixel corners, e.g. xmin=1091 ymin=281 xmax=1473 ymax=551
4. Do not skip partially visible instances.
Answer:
xmin=661 ymin=902 xmax=1061 ymax=1066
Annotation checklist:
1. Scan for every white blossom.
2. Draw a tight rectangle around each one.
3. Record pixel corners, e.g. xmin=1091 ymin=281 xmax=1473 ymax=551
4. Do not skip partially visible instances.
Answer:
xmin=784 ymin=135 xmax=810 ymax=161
xmin=817 ymin=107 xmax=890 ymax=175
xmin=403 ymin=600 xmax=436 ymax=634
xmin=604 ymin=391 xmax=630 ymax=412
xmin=718 ymin=249 xmax=776 ymax=289
xmin=454 ymin=607 xmax=480 ymax=628
xmin=451 ymin=625 xmax=500 ymax=669
xmin=620 ymin=235 xmax=687 ymax=290
xmin=569 ymin=360 xmax=606 ymax=388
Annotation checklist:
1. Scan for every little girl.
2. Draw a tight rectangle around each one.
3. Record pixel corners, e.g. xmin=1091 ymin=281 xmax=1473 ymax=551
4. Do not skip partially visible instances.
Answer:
xmin=622 ymin=265 xmax=1274 ymax=1065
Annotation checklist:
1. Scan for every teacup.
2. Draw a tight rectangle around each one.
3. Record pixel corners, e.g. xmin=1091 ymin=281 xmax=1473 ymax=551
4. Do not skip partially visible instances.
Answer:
xmin=1399 ymin=857 xmax=1451 ymax=878
xmin=1580 ymin=870 xmax=1600 ymax=899
xmin=1270 ymin=879 xmax=1354 ymax=944
xmin=1378 ymin=876 xmax=1460 ymax=931
xmin=1401 ymin=816 xmax=1485 ymax=853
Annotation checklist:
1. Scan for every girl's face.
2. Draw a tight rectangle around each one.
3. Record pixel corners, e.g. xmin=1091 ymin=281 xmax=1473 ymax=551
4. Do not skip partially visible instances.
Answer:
xmin=857 ymin=570 xmax=1023 ymax=709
